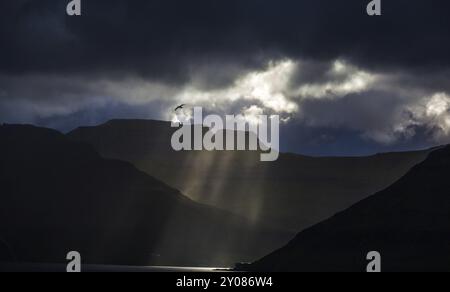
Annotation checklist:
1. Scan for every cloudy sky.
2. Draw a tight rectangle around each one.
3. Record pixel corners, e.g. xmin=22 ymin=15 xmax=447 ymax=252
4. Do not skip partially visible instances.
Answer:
xmin=1 ymin=0 xmax=450 ymax=156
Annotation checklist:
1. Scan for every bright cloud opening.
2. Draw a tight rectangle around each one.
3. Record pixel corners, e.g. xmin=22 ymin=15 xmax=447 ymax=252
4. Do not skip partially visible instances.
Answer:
xmin=171 ymin=60 xmax=299 ymax=119
xmin=295 ymin=61 xmax=378 ymax=99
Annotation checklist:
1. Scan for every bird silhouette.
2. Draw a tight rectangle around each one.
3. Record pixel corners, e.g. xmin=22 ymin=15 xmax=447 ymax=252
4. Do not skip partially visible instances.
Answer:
xmin=174 ymin=104 xmax=186 ymax=112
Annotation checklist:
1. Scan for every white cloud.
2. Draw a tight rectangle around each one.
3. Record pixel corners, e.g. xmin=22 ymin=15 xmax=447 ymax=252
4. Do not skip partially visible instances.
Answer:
xmin=242 ymin=105 xmax=265 ymax=125
xmin=3 ymin=58 xmax=450 ymax=149
xmin=411 ymin=93 xmax=450 ymax=141
xmin=361 ymin=92 xmax=450 ymax=144
xmin=426 ymin=93 xmax=450 ymax=117
xmin=294 ymin=60 xmax=378 ymax=99
xmin=171 ymin=60 xmax=299 ymax=118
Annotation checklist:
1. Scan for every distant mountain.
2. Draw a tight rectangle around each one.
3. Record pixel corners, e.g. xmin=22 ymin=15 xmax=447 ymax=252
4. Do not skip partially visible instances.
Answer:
xmin=69 ymin=119 xmax=431 ymax=232
xmin=0 ymin=125 xmax=291 ymax=267
xmin=249 ymin=145 xmax=450 ymax=272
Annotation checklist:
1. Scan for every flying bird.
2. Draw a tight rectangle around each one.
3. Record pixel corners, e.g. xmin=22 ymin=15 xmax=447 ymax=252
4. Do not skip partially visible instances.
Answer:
xmin=174 ymin=104 xmax=186 ymax=112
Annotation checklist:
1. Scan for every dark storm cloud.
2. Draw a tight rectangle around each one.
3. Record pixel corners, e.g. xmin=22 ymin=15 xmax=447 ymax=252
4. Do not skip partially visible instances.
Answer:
xmin=1 ymin=0 xmax=450 ymax=82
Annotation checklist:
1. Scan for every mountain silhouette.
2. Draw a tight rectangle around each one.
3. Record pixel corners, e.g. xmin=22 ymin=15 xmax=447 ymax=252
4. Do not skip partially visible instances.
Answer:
xmin=69 ymin=119 xmax=431 ymax=232
xmin=248 ymin=145 xmax=450 ymax=272
xmin=0 ymin=124 xmax=291 ymax=266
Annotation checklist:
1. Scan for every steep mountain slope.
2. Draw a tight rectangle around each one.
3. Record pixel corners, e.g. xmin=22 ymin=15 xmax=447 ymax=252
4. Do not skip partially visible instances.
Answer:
xmin=68 ymin=119 xmax=431 ymax=232
xmin=0 ymin=124 xmax=291 ymax=266
xmin=249 ymin=146 xmax=450 ymax=272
